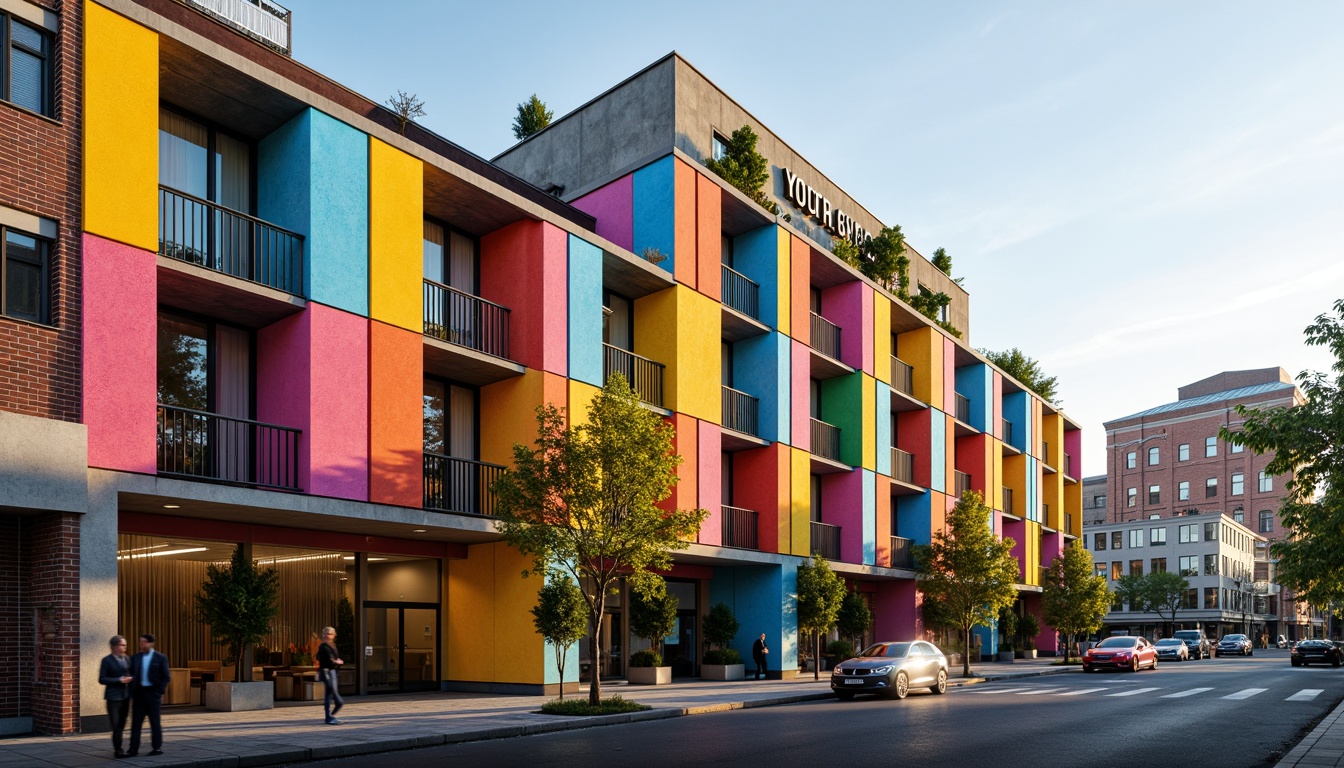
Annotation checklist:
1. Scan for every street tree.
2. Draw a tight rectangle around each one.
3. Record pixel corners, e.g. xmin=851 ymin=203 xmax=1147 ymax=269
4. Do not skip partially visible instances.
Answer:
xmin=796 ymin=553 xmax=847 ymax=680
xmin=1223 ymin=299 xmax=1344 ymax=609
xmin=531 ymin=574 xmax=588 ymax=699
xmin=491 ymin=373 xmax=708 ymax=705
xmin=630 ymin=583 xmax=679 ymax=662
xmin=1113 ymin=573 xmax=1149 ymax=612
xmin=837 ymin=590 xmax=873 ymax=651
xmin=979 ymin=347 xmax=1060 ymax=403
xmin=194 ymin=546 xmax=281 ymax=682
xmin=914 ymin=490 xmax=1020 ymax=677
xmin=1144 ymin=571 xmax=1191 ymax=635
xmin=1041 ymin=541 xmax=1111 ymax=663
xmin=512 ymin=94 xmax=553 ymax=140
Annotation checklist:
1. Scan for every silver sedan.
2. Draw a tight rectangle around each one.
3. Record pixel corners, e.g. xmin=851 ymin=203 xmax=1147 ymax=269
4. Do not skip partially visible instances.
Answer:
xmin=831 ymin=640 xmax=949 ymax=700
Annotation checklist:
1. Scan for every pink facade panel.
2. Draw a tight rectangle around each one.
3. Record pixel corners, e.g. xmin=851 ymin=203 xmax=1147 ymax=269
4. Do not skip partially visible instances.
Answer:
xmin=697 ymin=420 xmax=722 ymax=546
xmin=874 ymin=580 xmax=918 ymax=639
xmin=942 ymin=336 xmax=956 ymax=415
xmin=992 ymin=372 xmax=1003 ymax=440
xmin=83 ymin=234 xmax=157 ymax=474
xmin=1064 ymin=428 xmax=1082 ymax=477
xmin=825 ymin=470 xmax=865 ymax=563
xmin=790 ymin=339 xmax=810 ymax=452
xmin=572 ymin=175 xmax=633 ymax=252
xmin=823 ymin=282 xmax=869 ymax=371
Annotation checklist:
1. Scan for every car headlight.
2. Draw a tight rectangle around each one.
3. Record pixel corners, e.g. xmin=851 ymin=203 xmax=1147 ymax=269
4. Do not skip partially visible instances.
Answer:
xmin=832 ymin=666 xmax=845 ymax=675
xmin=872 ymin=665 xmax=894 ymax=675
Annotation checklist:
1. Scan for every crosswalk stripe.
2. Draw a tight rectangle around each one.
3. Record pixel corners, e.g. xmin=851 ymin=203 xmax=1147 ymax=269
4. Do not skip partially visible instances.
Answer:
xmin=1014 ymin=688 xmax=1067 ymax=695
xmin=1222 ymin=688 xmax=1268 ymax=700
xmin=1287 ymin=689 xmax=1324 ymax=702
xmin=1108 ymin=687 xmax=1160 ymax=697
xmin=1161 ymin=687 xmax=1213 ymax=698
xmin=1058 ymin=688 xmax=1108 ymax=696
xmin=967 ymin=687 xmax=1030 ymax=694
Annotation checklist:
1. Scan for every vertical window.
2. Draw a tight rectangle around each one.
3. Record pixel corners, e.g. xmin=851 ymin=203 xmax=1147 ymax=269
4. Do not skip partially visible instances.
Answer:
xmin=1111 ymin=561 xmax=1123 ymax=580
xmin=1095 ymin=563 xmax=1108 ymax=579
xmin=1178 ymin=524 xmax=1196 ymax=543
xmin=1204 ymin=521 xmax=1217 ymax=541
xmin=1204 ymin=553 xmax=1217 ymax=575
xmin=1126 ymin=487 xmax=1137 ymax=507
xmin=1231 ymin=473 xmax=1244 ymax=496
xmin=1093 ymin=494 xmax=1105 ymax=507
xmin=1233 ymin=507 xmax=1244 ymax=524
xmin=1147 ymin=446 xmax=1159 ymax=465
xmin=1178 ymin=481 xmax=1189 ymax=501
xmin=1205 ymin=477 xmax=1218 ymax=498
xmin=3 ymin=15 xmax=52 ymax=116
xmin=1181 ymin=589 xmax=1197 ymax=609
xmin=1205 ymin=436 xmax=1217 ymax=457
xmin=1093 ymin=533 xmax=1106 ymax=551
xmin=158 ymin=107 xmax=253 ymax=211
xmin=1 ymin=228 xmax=49 ymax=324
xmin=1178 ymin=443 xmax=1189 ymax=461
xmin=1149 ymin=527 xmax=1166 ymax=545
xmin=1111 ymin=531 xmax=1123 ymax=549
xmin=1231 ymin=440 xmax=1244 ymax=454
xmin=1151 ymin=557 xmax=1166 ymax=573
xmin=1129 ymin=559 xmax=1143 ymax=576
xmin=1126 ymin=451 xmax=1136 ymax=469
xmin=602 ymin=291 xmax=633 ymax=351
xmin=1258 ymin=471 xmax=1273 ymax=493
xmin=711 ymin=132 xmax=728 ymax=162
xmin=1179 ymin=555 xmax=1198 ymax=576
xmin=1148 ymin=485 xmax=1161 ymax=505
xmin=1259 ymin=510 xmax=1274 ymax=533
xmin=1204 ymin=588 xmax=1218 ymax=609
xmin=1128 ymin=529 xmax=1143 ymax=548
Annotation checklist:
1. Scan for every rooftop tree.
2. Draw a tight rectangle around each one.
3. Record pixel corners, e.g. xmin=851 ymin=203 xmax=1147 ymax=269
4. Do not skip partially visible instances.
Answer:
xmin=512 ymin=94 xmax=553 ymax=140
xmin=979 ymin=347 xmax=1060 ymax=403
xmin=705 ymin=125 xmax=779 ymax=214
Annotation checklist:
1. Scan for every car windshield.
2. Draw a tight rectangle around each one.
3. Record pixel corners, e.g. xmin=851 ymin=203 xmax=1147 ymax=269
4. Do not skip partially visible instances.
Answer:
xmin=1096 ymin=637 xmax=1139 ymax=648
xmin=1155 ymin=639 xmax=1183 ymax=646
xmin=1173 ymin=632 xmax=1199 ymax=639
xmin=858 ymin=643 xmax=911 ymax=658
xmin=1222 ymin=635 xmax=1247 ymax=642
xmin=1298 ymin=640 xmax=1328 ymax=647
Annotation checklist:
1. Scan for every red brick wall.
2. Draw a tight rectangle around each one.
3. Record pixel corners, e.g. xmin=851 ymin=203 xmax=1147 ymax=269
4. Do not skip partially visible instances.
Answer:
xmin=0 ymin=0 xmax=82 ymax=423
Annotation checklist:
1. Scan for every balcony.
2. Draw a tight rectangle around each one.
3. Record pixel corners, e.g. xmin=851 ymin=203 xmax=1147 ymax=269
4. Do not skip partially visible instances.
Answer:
xmin=811 ymin=521 xmax=841 ymax=561
xmin=603 ymin=344 xmax=666 ymax=408
xmin=721 ymin=505 xmax=759 ymax=550
xmin=1001 ymin=419 xmax=1018 ymax=453
xmin=158 ymin=186 xmax=304 ymax=296
xmin=156 ymin=404 xmax=300 ymax=491
xmin=1003 ymin=487 xmax=1016 ymax=517
xmin=721 ymin=265 xmax=759 ymax=319
xmin=185 ymin=0 xmax=292 ymax=54
xmin=423 ymin=453 xmax=504 ymax=516
xmin=954 ymin=470 xmax=972 ymax=498
xmin=423 ymin=280 xmax=510 ymax=359
xmin=954 ymin=393 xmax=971 ymax=424
xmin=1064 ymin=452 xmax=1076 ymax=480
xmin=891 ymin=447 xmax=915 ymax=484
xmin=810 ymin=418 xmax=841 ymax=463
xmin=890 ymin=535 xmax=915 ymax=569
xmin=890 ymin=356 xmax=924 ymax=412
xmin=721 ymin=386 xmax=759 ymax=437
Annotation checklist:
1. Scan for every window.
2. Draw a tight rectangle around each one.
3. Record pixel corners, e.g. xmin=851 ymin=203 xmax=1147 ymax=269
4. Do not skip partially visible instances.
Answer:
xmin=1206 ymin=436 xmax=1217 ymax=457
xmin=1178 ymin=555 xmax=1198 ymax=576
xmin=1233 ymin=507 xmax=1244 ymax=524
xmin=602 ymin=290 xmax=634 ymax=351
xmin=1204 ymin=553 xmax=1218 ymax=575
xmin=1127 ymin=487 xmax=1137 ymax=507
xmin=1151 ymin=557 xmax=1167 ymax=573
xmin=1126 ymin=451 xmax=1136 ymax=469
xmin=424 ymin=219 xmax=479 ymax=294
xmin=1205 ymin=477 xmax=1218 ymax=498
xmin=1148 ymin=446 xmax=1160 ymax=465
xmin=810 ymin=474 xmax=822 ymax=523
xmin=1259 ymin=510 xmax=1274 ymax=533
xmin=1 ymin=227 xmax=48 ymax=323
xmin=1178 ymin=443 xmax=1190 ymax=461
xmin=1181 ymin=589 xmax=1198 ymax=610
xmin=1 ymin=14 xmax=51 ymax=116
xmin=1095 ymin=563 xmax=1108 ymax=579
xmin=1231 ymin=440 xmax=1244 ymax=454
xmin=711 ymin=132 xmax=728 ymax=162
xmin=1231 ymin=473 xmax=1244 ymax=496
xmin=1204 ymin=587 xmax=1218 ymax=609
xmin=1177 ymin=481 xmax=1189 ymax=501
xmin=159 ymin=107 xmax=253 ymax=212
xmin=1111 ymin=531 xmax=1123 ymax=549
xmin=1093 ymin=532 xmax=1106 ymax=551
xmin=1129 ymin=559 xmax=1143 ymax=576
xmin=1111 ymin=561 xmax=1123 ymax=580
xmin=1204 ymin=521 xmax=1218 ymax=541
xmin=1092 ymin=494 xmax=1105 ymax=508
xmin=1149 ymin=527 xmax=1166 ymax=545
xmin=1148 ymin=485 xmax=1161 ymax=505
xmin=1128 ymin=529 xmax=1143 ymax=548
xmin=1259 ymin=471 xmax=1273 ymax=493
xmin=1178 ymin=524 xmax=1197 ymax=543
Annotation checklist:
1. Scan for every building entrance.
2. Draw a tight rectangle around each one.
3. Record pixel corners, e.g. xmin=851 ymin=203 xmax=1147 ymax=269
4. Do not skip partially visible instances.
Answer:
xmin=363 ymin=602 xmax=438 ymax=693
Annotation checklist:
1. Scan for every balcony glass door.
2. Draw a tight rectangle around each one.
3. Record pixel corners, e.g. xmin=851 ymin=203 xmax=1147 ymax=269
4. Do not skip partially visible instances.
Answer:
xmin=363 ymin=603 xmax=438 ymax=693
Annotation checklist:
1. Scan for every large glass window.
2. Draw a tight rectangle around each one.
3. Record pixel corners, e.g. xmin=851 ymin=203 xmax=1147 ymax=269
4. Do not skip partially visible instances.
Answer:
xmin=2 ymin=15 xmax=51 ymax=115
xmin=1128 ymin=529 xmax=1143 ymax=548
xmin=1 ymin=228 xmax=48 ymax=324
xmin=422 ymin=219 xmax=477 ymax=293
xmin=1149 ymin=527 xmax=1166 ymax=545
xmin=1204 ymin=553 xmax=1218 ymax=575
xmin=602 ymin=290 xmax=633 ymax=351
xmin=158 ymin=107 xmax=252 ymax=211
xmin=1179 ymin=555 xmax=1198 ymax=576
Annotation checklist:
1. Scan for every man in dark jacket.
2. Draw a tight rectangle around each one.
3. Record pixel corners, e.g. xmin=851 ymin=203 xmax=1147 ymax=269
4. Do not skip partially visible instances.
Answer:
xmin=127 ymin=633 xmax=170 ymax=757
xmin=752 ymin=633 xmax=769 ymax=679
xmin=98 ymin=635 xmax=134 ymax=758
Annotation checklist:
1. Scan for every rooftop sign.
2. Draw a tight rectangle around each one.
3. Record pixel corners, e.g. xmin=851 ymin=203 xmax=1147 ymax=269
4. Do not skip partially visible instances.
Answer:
xmin=782 ymin=169 xmax=871 ymax=246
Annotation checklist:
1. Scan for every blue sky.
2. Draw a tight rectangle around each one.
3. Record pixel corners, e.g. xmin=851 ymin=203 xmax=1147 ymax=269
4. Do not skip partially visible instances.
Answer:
xmin=283 ymin=0 xmax=1343 ymax=474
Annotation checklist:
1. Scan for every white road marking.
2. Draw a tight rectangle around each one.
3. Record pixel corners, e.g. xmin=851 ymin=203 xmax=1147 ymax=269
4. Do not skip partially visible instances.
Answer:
xmin=1057 ymin=688 xmax=1108 ymax=696
xmin=1014 ymin=687 xmax=1067 ymax=695
xmin=966 ymin=687 xmax=1030 ymax=694
xmin=1287 ymin=689 xmax=1324 ymax=702
xmin=1161 ymin=687 xmax=1214 ymax=698
xmin=1107 ymin=687 xmax=1160 ymax=697
xmin=1221 ymin=688 xmax=1268 ymax=700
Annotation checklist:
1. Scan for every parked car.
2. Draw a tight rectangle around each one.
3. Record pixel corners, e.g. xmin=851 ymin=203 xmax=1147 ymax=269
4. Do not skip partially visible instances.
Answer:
xmin=831 ymin=641 xmax=949 ymax=700
xmin=1083 ymin=636 xmax=1159 ymax=672
xmin=1172 ymin=629 xmax=1211 ymax=660
xmin=1291 ymin=640 xmax=1342 ymax=667
xmin=1216 ymin=634 xmax=1254 ymax=657
xmin=1154 ymin=638 xmax=1190 ymax=662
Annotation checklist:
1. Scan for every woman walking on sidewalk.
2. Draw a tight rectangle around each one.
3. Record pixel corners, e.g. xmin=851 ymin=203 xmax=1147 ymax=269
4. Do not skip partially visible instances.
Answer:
xmin=318 ymin=627 xmax=345 ymax=725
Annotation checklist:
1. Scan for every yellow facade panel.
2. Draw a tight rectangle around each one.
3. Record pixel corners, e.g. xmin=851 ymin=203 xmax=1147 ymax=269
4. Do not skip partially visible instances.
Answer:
xmin=873 ymin=299 xmax=891 ymax=384
xmin=900 ymin=327 xmax=943 ymax=410
xmin=775 ymin=226 xmax=791 ymax=332
xmin=635 ymin=285 xmax=720 ymax=421
xmin=369 ymin=138 xmax=423 ymax=332
xmin=790 ymin=448 xmax=811 ymax=557
xmin=861 ymin=374 xmax=876 ymax=471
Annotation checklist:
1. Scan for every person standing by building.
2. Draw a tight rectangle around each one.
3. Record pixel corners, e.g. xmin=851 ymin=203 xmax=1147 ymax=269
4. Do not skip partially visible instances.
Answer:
xmin=97 ymin=635 xmax=133 ymax=758
xmin=127 ymin=634 xmax=170 ymax=757
xmin=317 ymin=626 xmax=345 ymax=725
xmin=752 ymin=633 xmax=769 ymax=680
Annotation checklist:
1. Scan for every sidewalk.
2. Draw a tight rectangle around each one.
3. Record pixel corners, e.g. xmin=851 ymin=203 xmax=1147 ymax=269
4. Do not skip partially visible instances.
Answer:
xmin=1276 ymin=696 xmax=1344 ymax=767
xmin=0 ymin=659 xmax=1074 ymax=768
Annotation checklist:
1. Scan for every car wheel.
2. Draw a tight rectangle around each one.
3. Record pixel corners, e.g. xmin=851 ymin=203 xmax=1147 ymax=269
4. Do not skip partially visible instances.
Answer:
xmin=1151 ymin=657 xmax=1159 ymax=671
xmin=931 ymin=669 xmax=947 ymax=695
xmin=835 ymin=691 xmax=855 ymax=701
xmin=893 ymin=671 xmax=909 ymax=700
xmin=1291 ymin=659 xmax=1301 ymax=667
xmin=1131 ymin=657 xmax=1140 ymax=673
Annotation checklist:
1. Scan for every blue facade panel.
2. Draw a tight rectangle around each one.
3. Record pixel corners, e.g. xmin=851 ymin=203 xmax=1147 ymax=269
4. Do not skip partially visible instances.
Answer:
xmin=1003 ymin=391 xmax=1030 ymax=452
xmin=735 ymin=331 xmax=791 ymax=445
xmin=874 ymin=385 xmax=892 ymax=476
xmin=567 ymin=235 xmax=604 ymax=387
xmin=862 ymin=469 xmax=876 ymax=566
xmin=709 ymin=564 xmax=798 ymax=674
xmin=895 ymin=493 xmax=932 ymax=546
xmin=632 ymin=156 xmax=675 ymax=276
xmin=955 ymin=364 xmax=993 ymax=433
xmin=929 ymin=411 xmax=947 ymax=493
xmin=732 ymin=225 xmax=779 ymax=328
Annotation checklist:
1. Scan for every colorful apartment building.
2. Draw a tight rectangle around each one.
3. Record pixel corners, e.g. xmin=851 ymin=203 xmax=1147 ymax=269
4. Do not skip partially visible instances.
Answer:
xmin=0 ymin=1 xmax=1082 ymax=735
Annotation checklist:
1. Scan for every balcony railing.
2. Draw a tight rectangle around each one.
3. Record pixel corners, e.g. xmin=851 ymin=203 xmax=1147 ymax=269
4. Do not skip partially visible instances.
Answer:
xmin=955 ymin=393 xmax=970 ymax=424
xmin=1065 ymin=452 xmax=1074 ymax=477
xmin=1002 ymin=419 xmax=1013 ymax=445
xmin=891 ymin=447 xmax=914 ymax=484
xmin=810 ymin=418 xmax=841 ymax=462
xmin=890 ymin=536 xmax=914 ymax=569
xmin=890 ymin=356 xmax=914 ymax=396
xmin=721 ymin=505 xmax=759 ymax=550
xmin=721 ymin=265 xmax=759 ymax=320
xmin=423 ymin=453 xmax=504 ymax=516
xmin=1003 ymin=487 xmax=1015 ymax=516
xmin=721 ymin=386 xmax=759 ymax=437
xmin=603 ymin=344 xmax=665 ymax=407
xmin=423 ymin=280 xmax=511 ymax=359
xmin=810 ymin=312 xmax=841 ymax=361
xmin=158 ymin=186 xmax=303 ymax=295
xmin=811 ymin=521 xmax=841 ymax=561
xmin=954 ymin=470 xmax=972 ymax=498
xmin=185 ymin=0 xmax=292 ymax=54
xmin=156 ymin=404 xmax=300 ymax=491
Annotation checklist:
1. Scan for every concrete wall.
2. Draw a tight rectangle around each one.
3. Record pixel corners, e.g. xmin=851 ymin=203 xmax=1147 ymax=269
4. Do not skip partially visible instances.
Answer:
xmin=0 ymin=412 xmax=87 ymax=514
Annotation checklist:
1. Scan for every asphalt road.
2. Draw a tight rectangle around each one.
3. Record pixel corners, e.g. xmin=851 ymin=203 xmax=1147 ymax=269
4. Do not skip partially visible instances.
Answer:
xmin=296 ymin=650 xmax=1344 ymax=768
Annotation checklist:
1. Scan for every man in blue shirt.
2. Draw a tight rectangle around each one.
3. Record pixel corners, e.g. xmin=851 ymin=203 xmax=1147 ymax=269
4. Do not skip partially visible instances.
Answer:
xmin=127 ymin=633 xmax=170 ymax=757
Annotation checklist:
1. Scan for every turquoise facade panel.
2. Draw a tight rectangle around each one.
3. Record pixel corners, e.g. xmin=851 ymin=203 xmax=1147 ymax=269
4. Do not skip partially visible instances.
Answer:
xmin=955 ymin=363 xmax=993 ymax=433
xmin=929 ymin=409 xmax=947 ymax=493
xmin=1026 ymin=455 xmax=1039 ymax=522
xmin=1002 ymin=391 xmax=1030 ymax=452
xmin=632 ymin=156 xmax=675 ymax=276
xmin=862 ymin=469 xmax=876 ymax=566
xmin=732 ymin=225 xmax=780 ymax=328
xmin=735 ymin=331 xmax=790 ymax=445
xmin=709 ymin=564 xmax=798 ymax=674
xmin=875 ymin=384 xmax=891 ymax=476
xmin=895 ymin=493 xmax=932 ymax=546
xmin=567 ymin=235 xmax=604 ymax=387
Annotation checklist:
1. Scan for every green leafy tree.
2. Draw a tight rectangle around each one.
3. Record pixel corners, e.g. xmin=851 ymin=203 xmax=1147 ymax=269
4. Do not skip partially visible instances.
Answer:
xmin=1144 ymin=570 xmax=1191 ymax=635
xmin=705 ymin=125 xmax=779 ymax=214
xmin=914 ymin=490 xmax=1020 ymax=677
xmin=630 ymin=583 xmax=679 ymax=661
xmin=531 ymin=574 xmax=589 ymax=699
xmin=997 ymin=605 xmax=1018 ymax=652
xmin=1113 ymin=572 xmax=1149 ymax=612
xmin=836 ymin=591 xmax=873 ymax=650
xmin=830 ymin=236 xmax=863 ymax=270
xmin=194 ymin=546 xmax=281 ymax=683
xmin=796 ymin=553 xmax=847 ymax=679
xmin=1224 ymin=300 xmax=1344 ymax=609
xmin=703 ymin=602 xmax=741 ymax=659
xmin=866 ymin=225 xmax=910 ymax=292
xmin=335 ymin=595 xmax=355 ymax=662
xmin=931 ymin=247 xmax=952 ymax=275
xmin=1017 ymin=612 xmax=1040 ymax=651
xmin=1042 ymin=542 xmax=1110 ymax=662
xmin=491 ymin=373 xmax=708 ymax=705
xmin=979 ymin=347 xmax=1059 ymax=403
xmin=512 ymin=93 xmax=553 ymax=140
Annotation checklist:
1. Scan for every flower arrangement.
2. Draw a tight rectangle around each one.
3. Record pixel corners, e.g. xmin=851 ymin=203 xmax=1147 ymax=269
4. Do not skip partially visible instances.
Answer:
xmin=287 ymin=641 xmax=313 ymax=666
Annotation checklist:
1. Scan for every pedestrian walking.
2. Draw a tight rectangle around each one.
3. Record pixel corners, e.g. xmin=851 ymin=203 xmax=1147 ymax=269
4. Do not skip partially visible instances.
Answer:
xmin=752 ymin=633 xmax=769 ymax=679
xmin=317 ymin=626 xmax=345 ymax=725
xmin=97 ymin=635 xmax=134 ymax=758
xmin=127 ymin=633 xmax=170 ymax=757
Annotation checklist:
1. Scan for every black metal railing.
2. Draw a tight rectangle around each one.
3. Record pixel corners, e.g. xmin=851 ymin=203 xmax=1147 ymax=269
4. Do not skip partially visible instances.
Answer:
xmin=891 ymin=447 xmax=914 ymax=484
xmin=1003 ymin=487 xmax=1014 ymax=516
xmin=158 ymin=186 xmax=303 ymax=295
xmin=811 ymin=521 xmax=841 ymax=561
xmin=810 ymin=312 xmax=841 ymax=360
xmin=721 ymin=386 xmax=759 ymax=436
xmin=603 ymin=344 xmax=665 ymax=407
xmin=423 ymin=280 xmax=511 ymax=359
xmin=954 ymin=470 xmax=972 ymax=497
xmin=156 ymin=404 xmax=300 ymax=490
xmin=423 ymin=453 xmax=505 ymax=515
xmin=810 ymin=418 xmax=840 ymax=461
xmin=721 ymin=505 xmax=759 ymax=550
xmin=1002 ymin=419 xmax=1013 ymax=445
xmin=955 ymin=393 xmax=970 ymax=424
xmin=890 ymin=536 xmax=914 ymax=569
xmin=721 ymin=265 xmax=759 ymax=320
xmin=891 ymin=356 xmax=914 ymax=396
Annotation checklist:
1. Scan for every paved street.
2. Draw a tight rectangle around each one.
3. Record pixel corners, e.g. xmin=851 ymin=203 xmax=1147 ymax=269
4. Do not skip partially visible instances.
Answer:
xmin=304 ymin=651 xmax=1344 ymax=768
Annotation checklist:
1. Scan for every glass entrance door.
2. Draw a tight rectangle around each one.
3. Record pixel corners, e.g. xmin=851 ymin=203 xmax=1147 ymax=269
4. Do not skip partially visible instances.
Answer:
xmin=363 ymin=602 xmax=438 ymax=693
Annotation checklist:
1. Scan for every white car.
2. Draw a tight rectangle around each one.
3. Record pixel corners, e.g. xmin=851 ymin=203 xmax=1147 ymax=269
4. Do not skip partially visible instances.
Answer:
xmin=1154 ymin=638 xmax=1190 ymax=662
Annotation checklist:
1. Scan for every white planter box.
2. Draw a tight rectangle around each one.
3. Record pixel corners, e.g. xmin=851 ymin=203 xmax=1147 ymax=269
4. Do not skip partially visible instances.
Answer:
xmin=701 ymin=663 xmax=745 ymax=681
xmin=205 ymin=681 xmax=273 ymax=712
xmin=626 ymin=666 xmax=671 ymax=685
xmin=1022 ymin=649 xmax=1038 ymax=659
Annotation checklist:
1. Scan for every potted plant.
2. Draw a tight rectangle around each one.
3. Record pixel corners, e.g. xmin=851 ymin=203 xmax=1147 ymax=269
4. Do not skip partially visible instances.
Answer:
xmin=826 ymin=639 xmax=856 ymax=668
xmin=627 ymin=586 xmax=677 ymax=685
xmin=195 ymin=546 xmax=281 ymax=711
xmin=997 ymin=606 xmax=1017 ymax=663
xmin=1018 ymin=613 xmax=1040 ymax=660
xmin=701 ymin=603 xmax=744 ymax=681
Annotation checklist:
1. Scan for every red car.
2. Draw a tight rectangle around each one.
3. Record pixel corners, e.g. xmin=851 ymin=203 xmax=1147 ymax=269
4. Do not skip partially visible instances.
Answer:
xmin=1083 ymin=636 xmax=1159 ymax=672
